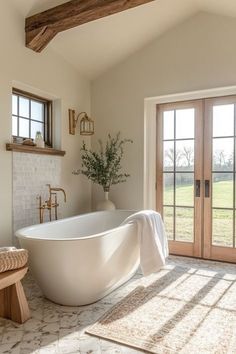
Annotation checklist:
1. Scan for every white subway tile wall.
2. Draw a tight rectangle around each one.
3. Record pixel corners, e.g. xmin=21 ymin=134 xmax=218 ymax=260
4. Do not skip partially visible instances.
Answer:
xmin=13 ymin=152 xmax=62 ymax=243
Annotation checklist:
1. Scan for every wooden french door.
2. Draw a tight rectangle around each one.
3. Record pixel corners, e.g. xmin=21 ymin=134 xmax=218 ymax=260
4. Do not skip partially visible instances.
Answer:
xmin=204 ymin=96 xmax=236 ymax=262
xmin=156 ymin=100 xmax=203 ymax=258
xmin=157 ymin=96 xmax=236 ymax=262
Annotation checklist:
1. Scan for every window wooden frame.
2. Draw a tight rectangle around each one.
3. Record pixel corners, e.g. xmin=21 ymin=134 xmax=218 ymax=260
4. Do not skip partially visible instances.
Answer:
xmin=12 ymin=88 xmax=52 ymax=147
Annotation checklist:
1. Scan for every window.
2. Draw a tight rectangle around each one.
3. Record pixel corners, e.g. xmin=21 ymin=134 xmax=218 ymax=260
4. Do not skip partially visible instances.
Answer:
xmin=12 ymin=89 xmax=52 ymax=146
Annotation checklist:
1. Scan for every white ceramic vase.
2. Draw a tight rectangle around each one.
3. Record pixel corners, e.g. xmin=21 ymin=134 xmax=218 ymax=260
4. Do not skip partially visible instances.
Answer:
xmin=96 ymin=191 xmax=116 ymax=211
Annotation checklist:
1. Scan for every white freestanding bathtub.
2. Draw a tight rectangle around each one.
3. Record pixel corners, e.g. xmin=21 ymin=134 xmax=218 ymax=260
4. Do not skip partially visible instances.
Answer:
xmin=16 ymin=210 xmax=139 ymax=306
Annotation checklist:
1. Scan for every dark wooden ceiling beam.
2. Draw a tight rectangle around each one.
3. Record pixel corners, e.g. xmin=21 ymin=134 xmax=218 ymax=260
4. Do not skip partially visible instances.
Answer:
xmin=25 ymin=0 xmax=156 ymax=52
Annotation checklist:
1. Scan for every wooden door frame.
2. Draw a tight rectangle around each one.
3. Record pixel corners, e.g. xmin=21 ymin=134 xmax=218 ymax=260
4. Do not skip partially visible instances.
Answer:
xmin=156 ymin=99 xmax=203 ymax=258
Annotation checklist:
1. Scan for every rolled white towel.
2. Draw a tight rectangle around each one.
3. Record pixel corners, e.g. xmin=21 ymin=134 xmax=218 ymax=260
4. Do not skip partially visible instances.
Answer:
xmin=0 ymin=247 xmax=17 ymax=253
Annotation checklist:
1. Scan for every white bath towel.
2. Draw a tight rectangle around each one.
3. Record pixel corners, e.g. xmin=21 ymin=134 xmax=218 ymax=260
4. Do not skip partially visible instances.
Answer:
xmin=122 ymin=210 xmax=169 ymax=276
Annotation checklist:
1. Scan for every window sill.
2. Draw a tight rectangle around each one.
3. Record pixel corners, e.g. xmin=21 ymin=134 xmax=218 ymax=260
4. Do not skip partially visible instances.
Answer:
xmin=6 ymin=143 xmax=66 ymax=156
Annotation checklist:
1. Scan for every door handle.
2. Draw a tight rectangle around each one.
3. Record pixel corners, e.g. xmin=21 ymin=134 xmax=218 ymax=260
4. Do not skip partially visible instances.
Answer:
xmin=195 ymin=180 xmax=201 ymax=197
xmin=205 ymin=180 xmax=210 ymax=198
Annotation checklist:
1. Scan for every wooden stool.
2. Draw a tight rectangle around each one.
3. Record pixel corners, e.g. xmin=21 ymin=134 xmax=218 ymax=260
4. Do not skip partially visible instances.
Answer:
xmin=0 ymin=267 xmax=30 ymax=323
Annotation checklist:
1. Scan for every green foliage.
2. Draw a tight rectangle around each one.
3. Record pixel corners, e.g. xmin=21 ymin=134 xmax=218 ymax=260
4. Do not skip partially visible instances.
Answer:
xmin=73 ymin=132 xmax=133 ymax=192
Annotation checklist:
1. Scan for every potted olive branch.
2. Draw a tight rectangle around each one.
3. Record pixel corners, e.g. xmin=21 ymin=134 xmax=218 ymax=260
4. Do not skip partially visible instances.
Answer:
xmin=73 ymin=132 xmax=133 ymax=210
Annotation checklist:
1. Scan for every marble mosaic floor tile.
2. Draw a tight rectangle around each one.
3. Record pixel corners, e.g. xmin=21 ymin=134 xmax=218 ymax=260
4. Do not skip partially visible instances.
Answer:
xmin=0 ymin=256 xmax=235 ymax=354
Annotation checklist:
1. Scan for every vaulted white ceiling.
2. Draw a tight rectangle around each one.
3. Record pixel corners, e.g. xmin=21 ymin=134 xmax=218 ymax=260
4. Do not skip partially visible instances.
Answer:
xmin=12 ymin=0 xmax=236 ymax=80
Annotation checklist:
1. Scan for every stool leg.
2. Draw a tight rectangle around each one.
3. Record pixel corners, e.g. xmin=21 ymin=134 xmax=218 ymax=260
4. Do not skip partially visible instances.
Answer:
xmin=0 ymin=288 xmax=9 ymax=319
xmin=0 ymin=281 xmax=30 ymax=323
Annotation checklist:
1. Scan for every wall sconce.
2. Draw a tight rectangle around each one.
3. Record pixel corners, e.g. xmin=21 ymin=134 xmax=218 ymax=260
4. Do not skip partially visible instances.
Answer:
xmin=68 ymin=109 xmax=94 ymax=136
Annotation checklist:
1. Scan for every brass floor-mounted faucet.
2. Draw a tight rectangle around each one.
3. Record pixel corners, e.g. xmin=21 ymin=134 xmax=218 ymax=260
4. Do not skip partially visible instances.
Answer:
xmin=37 ymin=184 xmax=67 ymax=223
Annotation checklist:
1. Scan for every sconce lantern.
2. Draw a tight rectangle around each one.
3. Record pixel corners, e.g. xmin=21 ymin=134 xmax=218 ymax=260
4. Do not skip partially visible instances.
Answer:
xmin=69 ymin=109 xmax=94 ymax=136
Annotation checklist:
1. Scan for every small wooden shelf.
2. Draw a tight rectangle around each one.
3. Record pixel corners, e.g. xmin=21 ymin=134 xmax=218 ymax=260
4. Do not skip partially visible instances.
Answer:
xmin=6 ymin=143 xmax=66 ymax=156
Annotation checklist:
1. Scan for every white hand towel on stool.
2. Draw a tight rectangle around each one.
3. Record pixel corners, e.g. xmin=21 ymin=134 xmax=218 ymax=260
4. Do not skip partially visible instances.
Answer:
xmin=122 ymin=210 xmax=169 ymax=276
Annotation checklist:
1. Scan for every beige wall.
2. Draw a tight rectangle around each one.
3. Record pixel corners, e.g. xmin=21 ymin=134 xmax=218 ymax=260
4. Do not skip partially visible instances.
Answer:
xmin=2 ymin=7 xmax=236 ymax=245
xmin=91 ymin=12 xmax=236 ymax=209
xmin=0 ymin=2 xmax=91 ymax=246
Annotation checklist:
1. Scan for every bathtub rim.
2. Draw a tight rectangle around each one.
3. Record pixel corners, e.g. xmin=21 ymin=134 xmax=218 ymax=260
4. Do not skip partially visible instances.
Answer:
xmin=15 ymin=209 xmax=138 ymax=242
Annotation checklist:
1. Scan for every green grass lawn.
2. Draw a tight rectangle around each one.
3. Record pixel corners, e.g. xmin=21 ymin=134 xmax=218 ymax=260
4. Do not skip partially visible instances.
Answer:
xmin=163 ymin=180 xmax=234 ymax=247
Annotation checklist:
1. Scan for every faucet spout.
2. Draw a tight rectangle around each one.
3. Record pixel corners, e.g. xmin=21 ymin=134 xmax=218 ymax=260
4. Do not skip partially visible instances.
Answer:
xmin=48 ymin=185 xmax=67 ymax=203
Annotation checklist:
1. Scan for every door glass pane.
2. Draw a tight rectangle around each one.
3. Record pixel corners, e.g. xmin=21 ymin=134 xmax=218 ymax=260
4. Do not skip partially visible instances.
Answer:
xmin=176 ymin=140 xmax=194 ymax=171
xmin=163 ymin=207 xmax=174 ymax=240
xmin=12 ymin=95 xmax=18 ymax=115
xmin=163 ymin=111 xmax=174 ymax=140
xmin=164 ymin=141 xmax=174 ymax=171
xmin=12 ymin=116 xmax=17 ymax=136
xmin=31 ymin=121 xmax=44 ymax=140
xmin=176 ymin=173 xmax=194 ymax=206
xmin=163 ymin=173 xmax=174 ymax=205
xmin=212 ymin=209 xmax=233 ymax=247
xmin=176 ymin=207 xmax=194 ymax=242
xmin=213 ymin=104 xmax=234 ymax=137
xmin=31 ymin=101 xmax=44 ymax=122
xmin=176 ymin=108 xmax=194 ymax=139
xmin=19 ymin=97 xmax=29 ymax=118
xmin=19 ymin=118 xmax=29 ymax=138
xmin=212 ymin=173 xmax=233 ymax=208
xmin=213 ymin=138 xmax=234 ymax=171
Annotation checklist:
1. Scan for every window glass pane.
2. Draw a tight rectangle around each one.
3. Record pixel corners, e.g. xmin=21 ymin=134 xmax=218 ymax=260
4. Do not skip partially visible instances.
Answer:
xmin=176 ymin=207 xmax=194 ymax=242
xmin=176 ymin=173 xmax=194 ymax=206
xmin=163 ymin=207 xmax=174 ymax=240
xmin=212 ymin=173 xmax=233 ymax=208
xmin=19 ymin=97 xmax=29 ymax=118
xmin=164 ymin=141 xmax=174 ymax=171
xmin=213 ymin=138 xmax=234 ymax=171
xmin=12 ymin=116 xmax=17 ymax=136
xmin=19 ymin=118 xmax=29 ymax=138
xmin=213 ymin=104 xmax=234 ymax=137
xmin=31 ymin=100 xmax=44 ymax=122
xmin=163 ymin=110 xmax=174 ymax=140
xmin=212 ymin=209 xmax=233 ymax=247
xmin=176 ymin=108 xmax=194 ymax=139
xmin=176 ymin=140 xmax=194 ymax=171
xmin=31 ymin=121 xmax=44 ymax=140
xmin=12 ymin=95 xmax=17 ymax=115
xmin=163 ymin=173 xmax=174 ymax=205
xmin=12 ymin=92 xmax=50 ymax=145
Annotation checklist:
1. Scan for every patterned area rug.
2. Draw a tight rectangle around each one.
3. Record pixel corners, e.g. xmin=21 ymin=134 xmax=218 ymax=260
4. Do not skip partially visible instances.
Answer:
xmin=86 ymin=257 xmax=236 ymax=354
